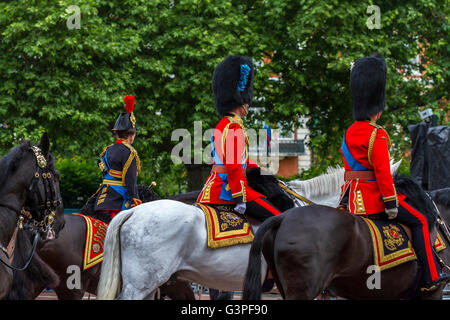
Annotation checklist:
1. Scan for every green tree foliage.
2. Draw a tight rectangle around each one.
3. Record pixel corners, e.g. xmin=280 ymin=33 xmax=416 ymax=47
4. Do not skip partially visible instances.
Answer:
xmin=0 ymin=0 xmax=265 ymax=197
xmin=0 ymin=0 xmax=448 ymax=197
xmin=247 ymin=0 xmax=449 ymax=172
xmin=56 ymin=157 xmax=100 ymax=208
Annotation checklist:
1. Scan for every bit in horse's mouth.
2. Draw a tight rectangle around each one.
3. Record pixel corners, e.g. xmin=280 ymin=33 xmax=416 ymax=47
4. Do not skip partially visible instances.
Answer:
xmin=46 ymin=228 xmax=55 ymax=240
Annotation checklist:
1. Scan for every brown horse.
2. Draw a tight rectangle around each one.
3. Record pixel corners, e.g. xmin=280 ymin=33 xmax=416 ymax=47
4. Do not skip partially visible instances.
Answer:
xmin=243 ymin=176 xmax=450 ymax=300
xmin=0 ymin=133 xmax=65 ymax=299
xmin=7 ymin=186 xmax=197 ymax=300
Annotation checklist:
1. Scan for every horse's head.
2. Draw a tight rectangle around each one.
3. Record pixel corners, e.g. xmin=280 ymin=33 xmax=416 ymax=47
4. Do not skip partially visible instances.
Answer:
xmin=246 ymin=167 xmax=295 ymax=212
xmin=10 ymin=133 xmax=65 ymax=239
xmin=138 ymin=184 xmax=162 ymax=203
xmin=430 ymin=188 xmax=450 ymax=222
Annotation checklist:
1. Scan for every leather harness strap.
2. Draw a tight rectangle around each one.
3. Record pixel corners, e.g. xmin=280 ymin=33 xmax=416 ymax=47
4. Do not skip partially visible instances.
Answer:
xmin=344 ymin=170 xmax=376 ymax=181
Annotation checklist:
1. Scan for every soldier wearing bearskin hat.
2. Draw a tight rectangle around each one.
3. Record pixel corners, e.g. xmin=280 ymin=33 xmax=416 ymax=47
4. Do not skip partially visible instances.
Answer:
xmin=196 ymin=55 xmax=281 ymax=220
xmin=338 ymin=54 xmax=450 ymax=291
xmin=93 ymin=95 xmax=142 ymax=223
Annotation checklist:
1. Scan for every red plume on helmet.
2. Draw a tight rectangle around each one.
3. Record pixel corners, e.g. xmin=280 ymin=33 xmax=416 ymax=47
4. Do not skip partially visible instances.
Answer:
xmin=124 ymin=95 xmax=135 ymax=113
xmin=113 ymin=95 xmax=137 ymax=131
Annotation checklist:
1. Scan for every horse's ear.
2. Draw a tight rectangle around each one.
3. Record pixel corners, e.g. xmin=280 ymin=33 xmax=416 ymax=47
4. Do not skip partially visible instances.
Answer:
xmin=38 ymin=132 xmax=50 ymax=157
xmin=390 ymin=159 xmax=402 ymax=177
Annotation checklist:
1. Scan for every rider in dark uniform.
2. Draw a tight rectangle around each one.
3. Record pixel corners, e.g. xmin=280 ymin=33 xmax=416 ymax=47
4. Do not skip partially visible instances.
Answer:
xmin=93 ymin=95 xmax=142 ymax=224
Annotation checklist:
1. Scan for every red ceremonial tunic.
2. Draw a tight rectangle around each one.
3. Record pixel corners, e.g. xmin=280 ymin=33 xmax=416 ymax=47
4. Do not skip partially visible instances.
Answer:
xmin=197 ymin=113 xmax=264 ymax=204
xmin=339 ymin=121 xmax=406 ymax=215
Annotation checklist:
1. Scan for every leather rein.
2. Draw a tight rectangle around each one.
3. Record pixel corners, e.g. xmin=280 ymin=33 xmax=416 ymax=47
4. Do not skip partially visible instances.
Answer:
xmin=0 ymin=146 xmax=62 ymax=271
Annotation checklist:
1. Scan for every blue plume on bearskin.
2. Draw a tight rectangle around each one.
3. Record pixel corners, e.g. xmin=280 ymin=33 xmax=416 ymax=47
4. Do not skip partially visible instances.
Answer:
xmin=212 ymin=55 xmax=254 ymax=116
xmin=238 ymin=64 xmax=251 ymax=92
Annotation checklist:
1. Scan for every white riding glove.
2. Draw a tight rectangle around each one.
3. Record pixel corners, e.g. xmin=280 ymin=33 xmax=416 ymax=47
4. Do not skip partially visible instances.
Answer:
xmin=385 ymin=207 xmax=398 ymax=220
xmin=235 ymin=202 xmax=247 ymax=214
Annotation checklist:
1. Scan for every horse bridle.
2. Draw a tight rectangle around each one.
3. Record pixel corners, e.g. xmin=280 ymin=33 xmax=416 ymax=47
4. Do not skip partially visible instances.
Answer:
xmin=278 ymin=180 xmax=315 ymax=207
xmin=23 ymin=146 xmax=62 ymax=232
xmin=0 ymin=145 xmax=62 ymax=271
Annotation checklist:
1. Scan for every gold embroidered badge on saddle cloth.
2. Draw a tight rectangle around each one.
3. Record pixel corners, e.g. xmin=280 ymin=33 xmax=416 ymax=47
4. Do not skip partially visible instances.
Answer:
xmin=362 ymin=217 xmax=446 ymax=271
xmin=196 ymin=203 xmax=254 ymax=249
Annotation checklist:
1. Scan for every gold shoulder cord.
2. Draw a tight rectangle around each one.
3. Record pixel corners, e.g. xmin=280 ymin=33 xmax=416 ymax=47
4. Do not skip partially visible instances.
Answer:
xmin=368 ymin=128 xmax=378 ymax=167
xmin=121 ymin=142 xmax=141 ymax=181
xmin=368 ymin=125 xmax=392 ymax=166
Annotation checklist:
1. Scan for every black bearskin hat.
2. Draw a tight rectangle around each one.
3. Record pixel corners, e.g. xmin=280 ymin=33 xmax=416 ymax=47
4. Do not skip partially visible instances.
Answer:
xmin=212 ymin=55 xmax=255 ymax=116
xmin=112 ymin=95 xmax=137 ymax=132
xmin=350 ymin=54 xmax=387 ymax=120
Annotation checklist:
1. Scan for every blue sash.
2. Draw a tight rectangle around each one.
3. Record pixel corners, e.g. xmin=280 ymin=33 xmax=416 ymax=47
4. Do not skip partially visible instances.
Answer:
xmin=211 ymin=133 xmax=247 ymax=201
xmin=103 ymin=149 xmax=131 ymax=210
xmin=341 ymin=134 xmax=370 ymax=171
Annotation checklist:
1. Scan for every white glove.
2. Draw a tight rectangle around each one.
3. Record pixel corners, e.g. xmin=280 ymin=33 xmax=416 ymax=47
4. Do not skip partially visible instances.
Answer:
xmin=235 ymin=202 xmax=246 ymax=214
xmin=385 ymin=207 xmax=398 ymax=220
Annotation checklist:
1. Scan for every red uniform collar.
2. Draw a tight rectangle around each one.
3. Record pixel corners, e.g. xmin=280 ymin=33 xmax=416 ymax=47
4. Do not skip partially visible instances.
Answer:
xmin=115 ymin=139 xmax=125 ymax=144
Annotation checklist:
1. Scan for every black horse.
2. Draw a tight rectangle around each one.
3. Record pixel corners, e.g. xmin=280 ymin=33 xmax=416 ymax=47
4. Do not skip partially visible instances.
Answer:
xmin=0 ymin=133 xmax=65 ymax=299
xmin=8 ymin=185 xmax=199 ymax=300
xmin=430 ymin=188 xmax=450 ymax=222
xmin=243 ymin=176 xmax=450 ymax=300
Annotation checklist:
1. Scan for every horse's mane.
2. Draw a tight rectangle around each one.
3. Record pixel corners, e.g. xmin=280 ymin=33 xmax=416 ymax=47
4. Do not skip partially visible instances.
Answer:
xmin=0 ymin=140 xmax=32 ymax=191
xmin=169 ymin=190 xmax=200 ymax=205
xmin=246 ymin=168 xmax=295 ymax=212
xmin=288 ymin=161 xmax=402 ymax=200
xmin=289 ymin=166 xmax=344 ymax=199
xmin=394 ymin=175 xmax=438 ymax=229
xmin=137 ymin=185 xmax=162 ymax=202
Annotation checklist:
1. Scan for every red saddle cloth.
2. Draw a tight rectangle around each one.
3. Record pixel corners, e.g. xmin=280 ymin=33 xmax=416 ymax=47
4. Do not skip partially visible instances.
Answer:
xmin=72 ymin=213 xmax=108 ymax=270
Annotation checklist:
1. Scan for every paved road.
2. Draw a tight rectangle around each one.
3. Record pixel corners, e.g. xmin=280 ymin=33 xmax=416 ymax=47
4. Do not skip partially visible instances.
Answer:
xmin=36 ymin=291 xmax=282 ymax=300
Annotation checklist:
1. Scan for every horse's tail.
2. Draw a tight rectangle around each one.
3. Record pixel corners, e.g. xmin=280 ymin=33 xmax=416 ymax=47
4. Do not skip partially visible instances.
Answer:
xmin=243 ymin=214 xmax=285 ymax=300
xmin=97 ymin=209 xmax=134 ymax=300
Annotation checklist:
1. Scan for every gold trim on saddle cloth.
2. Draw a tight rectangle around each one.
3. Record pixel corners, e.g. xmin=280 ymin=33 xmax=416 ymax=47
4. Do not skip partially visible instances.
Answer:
xmin=196 ymin=203 xmax=254 ymax=249
xmin=363 ymin=217 xmax=446 ymax=271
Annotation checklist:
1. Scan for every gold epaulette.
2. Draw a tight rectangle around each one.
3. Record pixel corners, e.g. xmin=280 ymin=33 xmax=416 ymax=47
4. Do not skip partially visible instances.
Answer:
xmin=224 ymin=113 xmax=250 ymax=151
xmin=369 ymin=122 xmax=392 ymax=147
xmin=100 ymin=144 xmax=114 ymax=157
xmin=368 ymin=121 xmax=383 ymax=129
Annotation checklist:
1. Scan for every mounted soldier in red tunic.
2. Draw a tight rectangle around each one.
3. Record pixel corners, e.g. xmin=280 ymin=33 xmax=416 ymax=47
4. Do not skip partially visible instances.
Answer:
xmin=93 ymin=95 xmax=142 ymax=224
xmin=338 ymin=54 xmax=450 ymax=291
xmin=197 ymin=55 xmax=281 ymax=221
